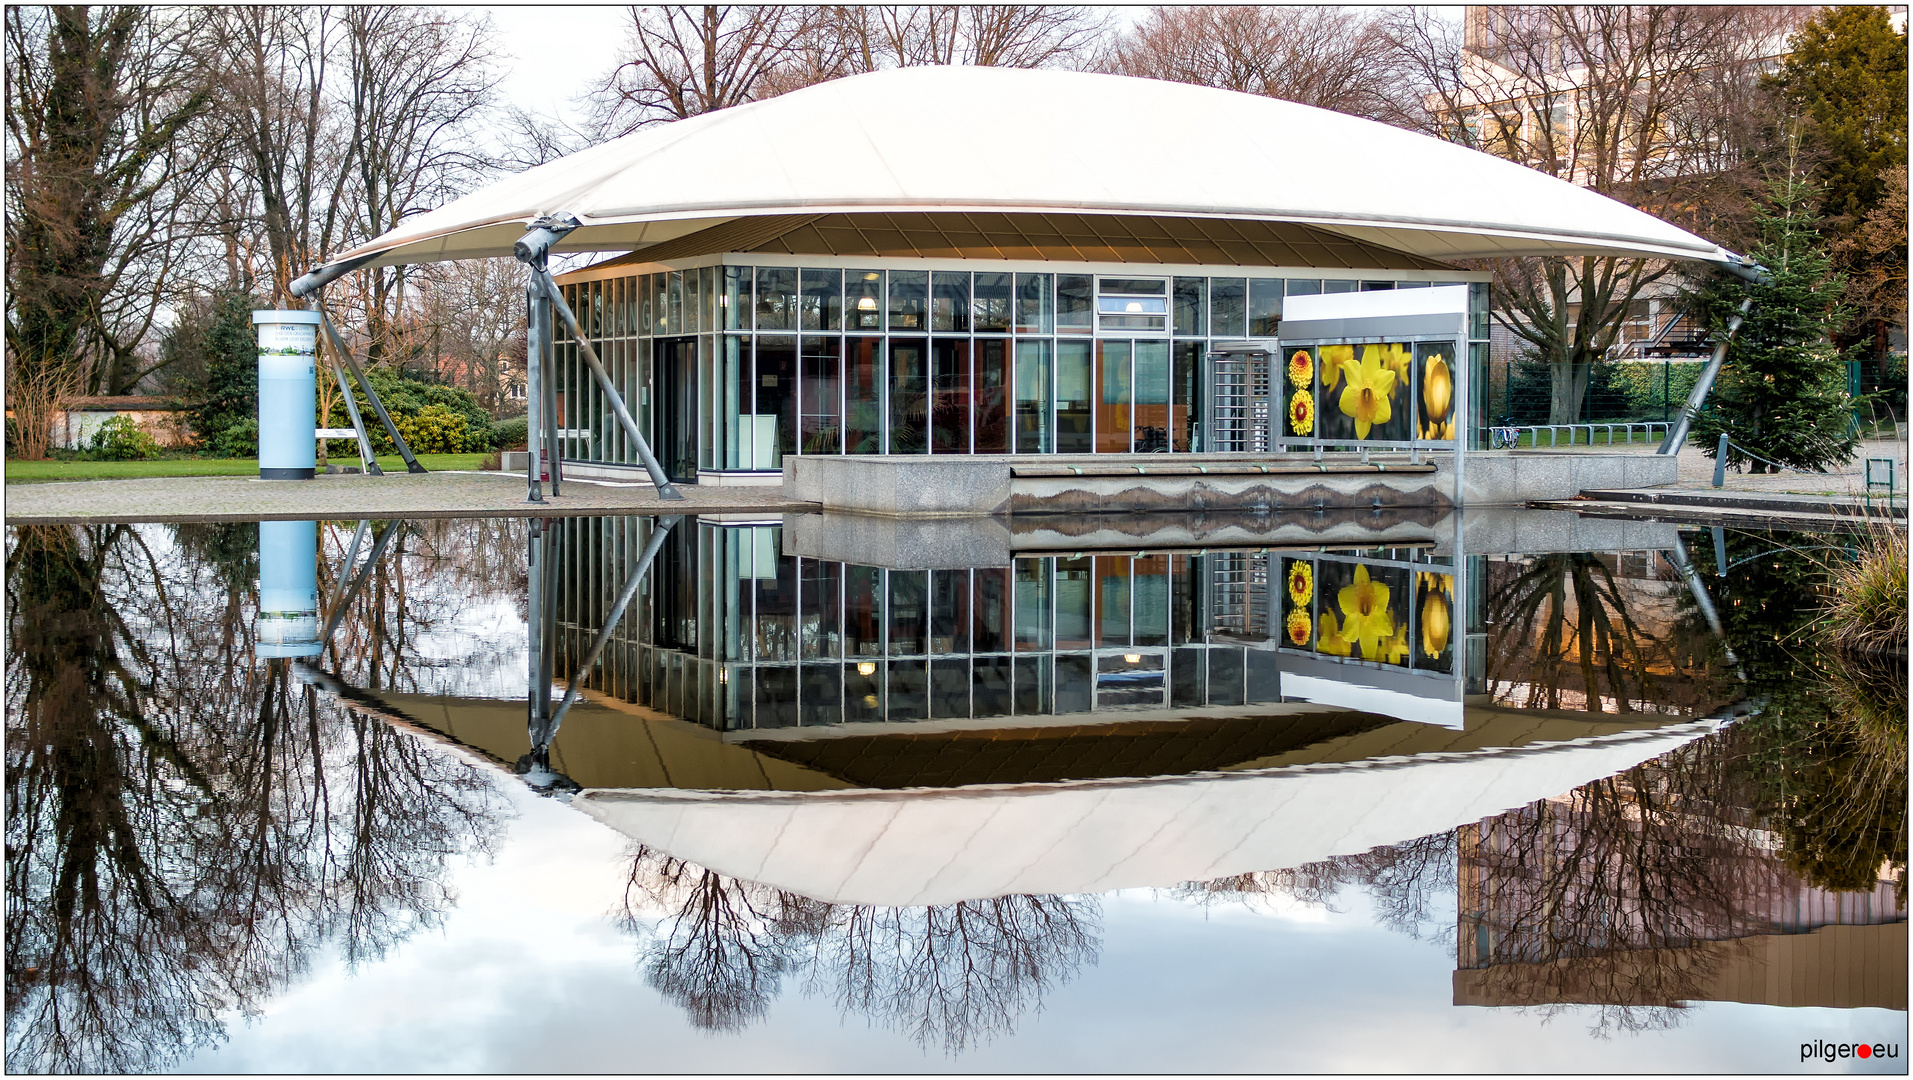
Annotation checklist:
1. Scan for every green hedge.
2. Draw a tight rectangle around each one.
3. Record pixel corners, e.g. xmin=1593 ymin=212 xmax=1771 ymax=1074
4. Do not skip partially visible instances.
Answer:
xmin=488 ymin=415 xmax=528 ymax=450
xmin=1494 ymin=358 xmax=1708 ymax=424
xmin=329 ymin=366 xmax=494 ymax=453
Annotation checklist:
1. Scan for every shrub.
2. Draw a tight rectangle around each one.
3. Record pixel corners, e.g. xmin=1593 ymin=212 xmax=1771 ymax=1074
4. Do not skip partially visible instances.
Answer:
xmin=1823 ymin=517 xmax=1909 ymax=654
xmin=489 ymin=415 xmax=528 ymax=450
xmin=332 ymin=366 xmax=493 ymax=453
xmin=395 ymin=404 xmax=470 ymax=454
xmin=213 ymin=418 xmax=259 ymax=458
xmin=87 ymin=415 xmax=163 ymax=460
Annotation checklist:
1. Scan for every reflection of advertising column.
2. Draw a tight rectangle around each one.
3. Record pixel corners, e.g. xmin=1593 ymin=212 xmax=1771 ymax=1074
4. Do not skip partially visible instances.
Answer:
xmin=257 ymin=520 xmax=321 ymax=659
xmin=253 ymin=310 xmax=322 ymax=480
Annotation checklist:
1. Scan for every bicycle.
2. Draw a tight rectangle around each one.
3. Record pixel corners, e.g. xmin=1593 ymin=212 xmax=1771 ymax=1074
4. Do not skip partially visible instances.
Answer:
xmin=1489 ymin=416 xmax=1522 ymax=449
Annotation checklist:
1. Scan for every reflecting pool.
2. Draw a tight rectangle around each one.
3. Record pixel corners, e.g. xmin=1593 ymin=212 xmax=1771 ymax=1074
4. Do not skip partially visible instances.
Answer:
xmin=5 ymin=510 xmax=1904 ymax=1073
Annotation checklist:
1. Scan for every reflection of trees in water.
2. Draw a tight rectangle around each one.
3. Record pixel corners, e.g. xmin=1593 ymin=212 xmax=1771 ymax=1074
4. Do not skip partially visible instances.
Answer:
xmin=1744 ymin=652 xmax=1908 ymax=901
xmin=1679 ymin=529 xmax=1909 ymax=903
xmin=1484 ymin=553 xmax=1733 ymax=717
xmin=1169 ymin=726 xmax=1877 ymax=1037
xmin=618 ymin=846 xmax=1100 ymax=1053
xmin=618 ymin=850 xmax=822 ymax=1031
xmin=5 ymin=523 xmax=511 ymax=1073
xmin=315 ymin=517 xmax=529 ymax=694
xmin=1172 ymin=833 xmax=1458 ymax=943
xmin=1454 ymin=729 xmax=1774 ymax=1037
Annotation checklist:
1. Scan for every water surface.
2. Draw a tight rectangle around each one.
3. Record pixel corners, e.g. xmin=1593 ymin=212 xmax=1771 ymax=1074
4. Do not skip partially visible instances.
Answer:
xmin=5 ymin=511 xmax=1904 ymax=1073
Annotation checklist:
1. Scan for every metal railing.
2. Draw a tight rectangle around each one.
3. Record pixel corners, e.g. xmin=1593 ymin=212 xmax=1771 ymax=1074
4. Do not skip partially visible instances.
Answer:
xmin=1513 ymin=422 xmax=1670 ymax=448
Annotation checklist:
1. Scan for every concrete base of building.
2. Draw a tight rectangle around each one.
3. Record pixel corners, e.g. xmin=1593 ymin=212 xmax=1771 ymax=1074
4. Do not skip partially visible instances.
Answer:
xmin=694 ymin=470 xmax=786 ymax=487
xmin=496 ymin=457 xmax=781 ymax=488
xmin=781 ymin=450 xmax=1678 ymax=518
xmin=779 ymin=506 xmax=1684 ymax=570
xmin=1456 ymin=450 xmax=1677 ymax=504
xmin=501 ymin=448 xmax=1681 ymax=516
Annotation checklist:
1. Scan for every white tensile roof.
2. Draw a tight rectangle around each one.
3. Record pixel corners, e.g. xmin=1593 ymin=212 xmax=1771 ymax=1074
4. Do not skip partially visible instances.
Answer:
xmin=320 ymin=66 xmax=1739 ymax=273
xmin=575 ymin=719 xmax=1723 ymax=907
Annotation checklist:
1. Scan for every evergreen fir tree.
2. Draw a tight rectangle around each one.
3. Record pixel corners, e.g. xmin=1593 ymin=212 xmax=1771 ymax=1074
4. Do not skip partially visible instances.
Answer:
xmin=178 ymin=290 xmax=265 ymax=455
xmin=1690 ymin=174 xmax=1862 ymax=473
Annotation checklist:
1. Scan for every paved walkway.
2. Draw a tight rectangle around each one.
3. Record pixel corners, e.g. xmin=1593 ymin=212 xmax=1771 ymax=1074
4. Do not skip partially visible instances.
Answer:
xmin=8 ymin=432 xmax=1906 ymax=526
xmin=1563 ymin=429 xmax=1909 ymax=500
xmin=4 ymin=470 xmax=805 ymax=524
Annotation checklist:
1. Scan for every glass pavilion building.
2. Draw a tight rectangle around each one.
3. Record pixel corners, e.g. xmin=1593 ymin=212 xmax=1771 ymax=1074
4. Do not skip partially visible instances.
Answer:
xmin=548 ymin=237 xmax=1489 ymax=483
xmin=304 ymin=64 xmax=1747 ymax=492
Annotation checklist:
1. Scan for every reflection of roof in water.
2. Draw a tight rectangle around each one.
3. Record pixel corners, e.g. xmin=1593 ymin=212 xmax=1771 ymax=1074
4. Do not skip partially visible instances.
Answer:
xmin=575 ymin=719 xmax=1726 ymax=906
xmin=733 ymin=713 xmax=1395 ymax=789
xmin=358 ymin=689 xmax=1724 ymax=907
xmin=368 ymin=689 xmax=1702 ymax=793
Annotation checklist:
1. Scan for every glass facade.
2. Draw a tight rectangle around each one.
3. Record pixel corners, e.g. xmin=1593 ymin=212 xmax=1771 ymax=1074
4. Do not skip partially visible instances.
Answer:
xmin=545 ymin=517 xmax=1465 ymax=732
xmin=556 ymin=262 xmax=1477 ymax=475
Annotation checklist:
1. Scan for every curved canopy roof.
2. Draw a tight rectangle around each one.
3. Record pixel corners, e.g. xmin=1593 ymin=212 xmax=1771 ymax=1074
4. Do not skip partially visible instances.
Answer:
xmin=316 ymin=65 xmax=1740 ymax=275
xmin=576 ymin=719 xmax=1723 ymax=907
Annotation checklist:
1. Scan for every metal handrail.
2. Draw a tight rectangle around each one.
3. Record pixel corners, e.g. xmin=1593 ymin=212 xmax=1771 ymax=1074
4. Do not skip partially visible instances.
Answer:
xmin=1510 ymin=422 xmax=1669 ymax=448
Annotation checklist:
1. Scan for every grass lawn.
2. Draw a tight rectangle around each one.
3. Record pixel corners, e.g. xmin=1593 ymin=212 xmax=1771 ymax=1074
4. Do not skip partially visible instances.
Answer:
xmin=5 ymin=453 xmax=491 ymax=482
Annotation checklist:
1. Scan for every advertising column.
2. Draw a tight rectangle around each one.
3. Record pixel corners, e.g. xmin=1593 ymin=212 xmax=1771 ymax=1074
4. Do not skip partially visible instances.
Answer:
xmin=253 ymin=309 xmax=322 ymax=480
xmin=256 ymin=520 xmax=322 ymax=659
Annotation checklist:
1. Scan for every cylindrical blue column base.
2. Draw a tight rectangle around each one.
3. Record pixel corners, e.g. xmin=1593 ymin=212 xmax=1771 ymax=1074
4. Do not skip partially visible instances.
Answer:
xmin=254 ymin=310 xmax=322 ymax=480
xmin=256 ymin=519 xmax=321 ymax=658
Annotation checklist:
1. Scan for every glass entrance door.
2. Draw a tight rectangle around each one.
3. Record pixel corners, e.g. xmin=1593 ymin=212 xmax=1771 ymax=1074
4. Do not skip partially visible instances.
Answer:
xmin=1091 ymin=339 xmax=1172 ymax=453
xmin=653 ymin=336 xmax=699 ymax=482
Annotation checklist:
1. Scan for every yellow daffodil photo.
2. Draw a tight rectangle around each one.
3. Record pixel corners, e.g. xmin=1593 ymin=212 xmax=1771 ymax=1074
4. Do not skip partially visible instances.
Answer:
xmin=1336 ymin=348 xmax=1397 ymax=440
xmin=1287 ymin=349 xmax=1313 ymax=389
xmin=1288 ymin=389 xmax=1315 ymax=436
xmin=1416 ymin=570 xmax=1454 ymax=599
xmin=1316 ymin=610 xmax=1353 ymax=656
xmin=1318 ymin=344 xmax=1353 ymax=392
xmin=1420 ymin=353 xmax=1454 ymax=440
xmin=1420 ymin=588 xmax=1452 ymax=657
xmin=1285 ymin=610 xmax=1312 ymax=647
xmin=1286 ymin=560 xmax=1313 ymax=606
xmin=1382 ymin=623 xmax=1411 ymax=665
xmin=1373 ymin=342 xmax=1413 ymax=388
xmin=1336 ymin=563 xmax=1395 ymax=659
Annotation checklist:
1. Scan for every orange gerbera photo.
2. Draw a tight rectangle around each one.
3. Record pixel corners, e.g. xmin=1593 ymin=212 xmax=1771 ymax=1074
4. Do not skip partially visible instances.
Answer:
xmin=1287 ymin=349 xmax=1313 ymax=388
xmin=1285 ymin=610 xmax=1312 ymax=647
xmin=1288 ymin=389 xmax=1315 ymax=436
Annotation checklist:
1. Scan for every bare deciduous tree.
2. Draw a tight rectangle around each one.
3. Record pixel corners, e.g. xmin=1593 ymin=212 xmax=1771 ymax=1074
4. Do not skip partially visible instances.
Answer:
xmin=387 ymin=257 xmax=526 ymax=411
xmin=1375 ymin=6 xmax=1813 ymax=424
xmin=1094 ymin=6 xmax=1410 ymax=122
xmin=336 ymin=8 xmax=502 ymax=356
xmin=586 ymin=6 xmax=820 ymax=137
xmin=4 ymin=7 xmax=218 ymax=398
xmin=207 ymin=7 xmax=346 ymax=308
xmin=207 ymin=8 xmax=501 ymax=348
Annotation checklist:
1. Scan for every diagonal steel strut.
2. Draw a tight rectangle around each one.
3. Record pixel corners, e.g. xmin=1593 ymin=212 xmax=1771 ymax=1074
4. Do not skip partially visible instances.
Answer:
xmin=514 ymin=212 xmax=684 ymax=500
xmin=317 ymin=305 xmax=427 ymax=474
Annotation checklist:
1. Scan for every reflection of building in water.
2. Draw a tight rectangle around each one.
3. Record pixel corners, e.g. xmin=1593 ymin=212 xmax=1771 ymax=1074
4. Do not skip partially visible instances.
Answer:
xmin=1455 ymin=783 xmax=1907 ymax=1011
xmin=545 ymin=516 xmax=1475 ymax=732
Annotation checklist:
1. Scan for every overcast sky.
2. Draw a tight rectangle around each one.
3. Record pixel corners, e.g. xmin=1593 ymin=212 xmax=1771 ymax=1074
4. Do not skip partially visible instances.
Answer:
xmin=173 ymin=765 xmax=1905 ymax=1074
xmin=486 ymin=6 xmax=632 ymax=130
